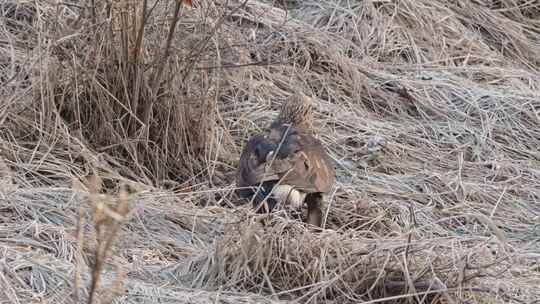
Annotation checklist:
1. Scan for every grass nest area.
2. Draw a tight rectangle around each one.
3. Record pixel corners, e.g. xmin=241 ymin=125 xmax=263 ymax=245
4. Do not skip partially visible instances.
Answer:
xmin=1 ymin=0 xmax=539 ymax=303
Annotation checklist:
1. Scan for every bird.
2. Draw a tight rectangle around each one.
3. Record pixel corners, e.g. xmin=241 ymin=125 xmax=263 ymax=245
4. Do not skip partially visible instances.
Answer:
xmin=236 ymin=93 xmax=335 ymax=228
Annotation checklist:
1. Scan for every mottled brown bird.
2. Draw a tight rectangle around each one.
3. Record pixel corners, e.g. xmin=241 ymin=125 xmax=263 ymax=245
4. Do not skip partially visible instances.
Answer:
xmin=237 ymin=94 xmax=335 ymax=227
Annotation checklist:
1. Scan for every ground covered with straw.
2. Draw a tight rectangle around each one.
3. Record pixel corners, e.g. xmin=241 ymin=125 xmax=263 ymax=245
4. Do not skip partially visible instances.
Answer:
xmin=1 ymin=0 xmax=539 ymax=303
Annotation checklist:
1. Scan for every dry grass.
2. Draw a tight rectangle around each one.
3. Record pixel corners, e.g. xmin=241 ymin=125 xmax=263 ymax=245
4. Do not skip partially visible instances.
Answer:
xmin=1 ymin=0 xmax=539 ymax=303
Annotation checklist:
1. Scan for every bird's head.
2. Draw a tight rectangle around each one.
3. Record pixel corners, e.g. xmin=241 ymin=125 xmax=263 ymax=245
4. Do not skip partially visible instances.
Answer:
xmin=275 ymin=93 xmax=314 ymax=130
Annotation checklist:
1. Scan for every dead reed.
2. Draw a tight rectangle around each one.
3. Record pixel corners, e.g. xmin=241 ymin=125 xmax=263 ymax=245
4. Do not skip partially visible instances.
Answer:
xmin=0 ymin=0 xmax=539 ymax=303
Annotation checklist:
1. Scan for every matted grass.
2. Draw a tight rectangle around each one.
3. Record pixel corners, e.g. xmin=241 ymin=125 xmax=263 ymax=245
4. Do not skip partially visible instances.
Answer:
xmin=0 ymin=0 xmax=539 ymax=303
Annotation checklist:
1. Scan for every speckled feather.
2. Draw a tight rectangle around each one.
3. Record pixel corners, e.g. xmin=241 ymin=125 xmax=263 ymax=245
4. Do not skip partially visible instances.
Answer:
xmin=237 ymin=94 xmax=335 ymax=212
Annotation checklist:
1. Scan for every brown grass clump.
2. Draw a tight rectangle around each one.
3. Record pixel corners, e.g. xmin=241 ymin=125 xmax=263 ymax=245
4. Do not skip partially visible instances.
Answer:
xmin=198 ymin=216 xmax=513 ymax=303
xmin=1 ymin=0 xmax=539 ymax=303
xmin=20 ymin=0 xmax=230 ymax=183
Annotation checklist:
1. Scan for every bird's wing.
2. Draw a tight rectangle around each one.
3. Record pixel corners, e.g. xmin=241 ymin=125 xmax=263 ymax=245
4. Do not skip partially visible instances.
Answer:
xmin=238 ymin=136 xmax=272 ymax=184
xmin=261 ymin=129 xmax=334 ymax=193
xmin=237 ymin=127 xmax=335 ymax=194
xmin=266 ymin=143 xmax=335 ymax=193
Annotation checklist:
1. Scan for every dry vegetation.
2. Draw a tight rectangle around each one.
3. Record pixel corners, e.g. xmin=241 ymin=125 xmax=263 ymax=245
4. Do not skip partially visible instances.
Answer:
xmin=1 ymin=0 xmax=539 ymax=303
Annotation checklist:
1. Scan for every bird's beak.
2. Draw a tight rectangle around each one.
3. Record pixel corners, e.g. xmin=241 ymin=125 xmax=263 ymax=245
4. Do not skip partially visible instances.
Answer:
xmin=266 ymin=150 xmax=275 ymax=163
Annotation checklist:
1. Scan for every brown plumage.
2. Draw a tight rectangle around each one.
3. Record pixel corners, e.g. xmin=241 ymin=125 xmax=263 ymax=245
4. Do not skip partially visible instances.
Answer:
xmin=237 ymin=94 xmax=335 ymax=227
